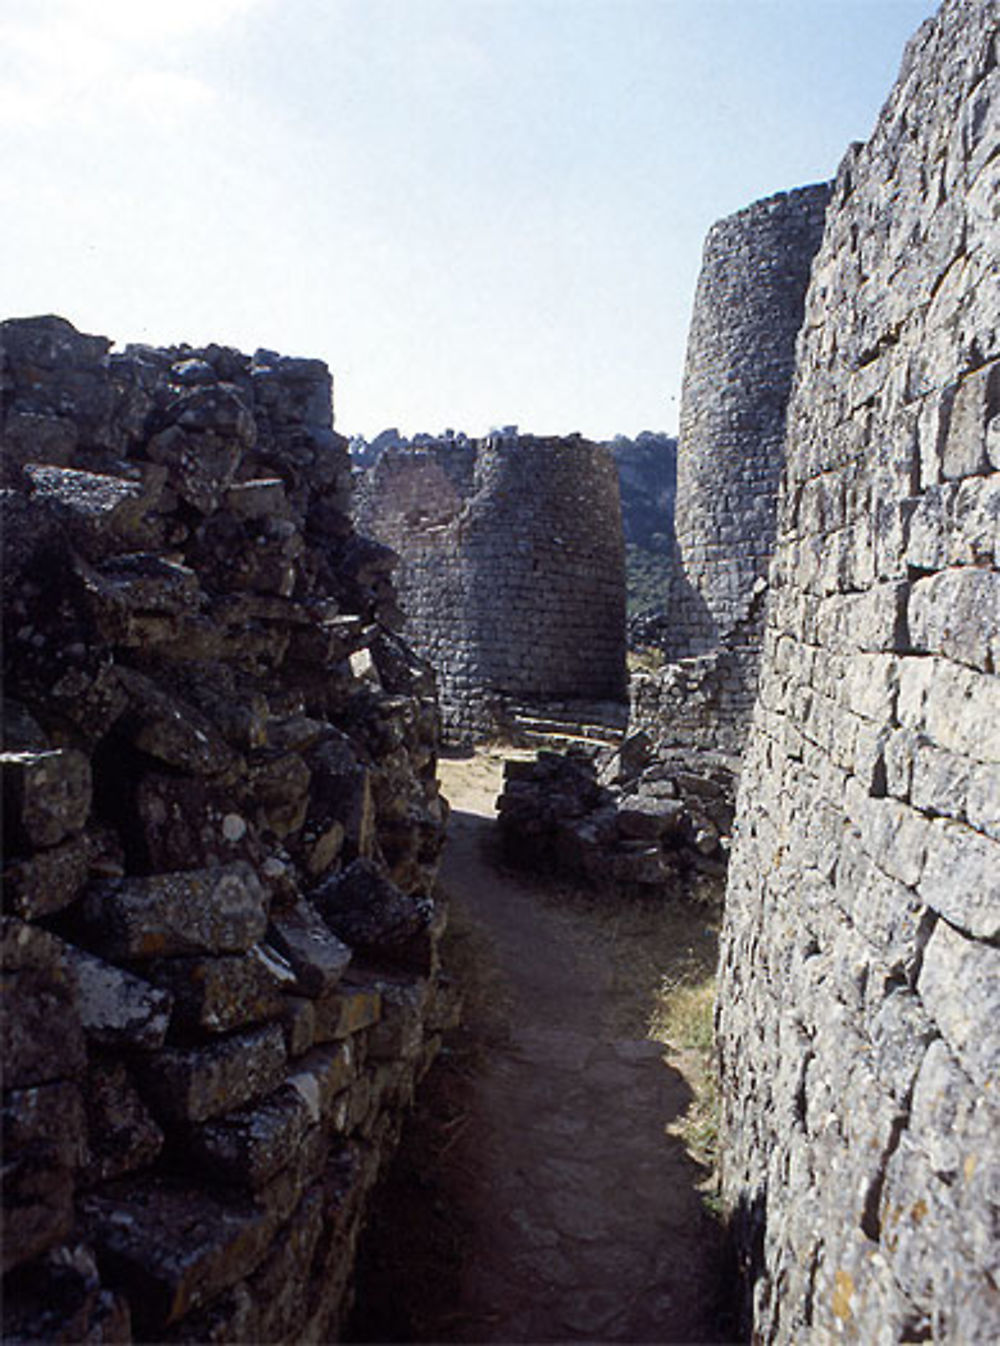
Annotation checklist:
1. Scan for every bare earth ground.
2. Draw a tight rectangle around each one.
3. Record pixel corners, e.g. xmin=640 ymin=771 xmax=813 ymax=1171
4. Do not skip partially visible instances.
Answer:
xmin=348 ymin=749 xmax=738 ymax=1344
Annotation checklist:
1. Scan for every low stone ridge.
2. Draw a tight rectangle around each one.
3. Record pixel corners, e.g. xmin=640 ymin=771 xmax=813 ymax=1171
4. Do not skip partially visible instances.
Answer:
xmin=354 ymin=430 xmax=628 ymax=741
xmin=0 ymin=317 xmax=452 ymax=1341
xmin=496 ymin=740 xmax=734 ymax=889
xmin=718 ymin=0 xmax=1000 ymax=1339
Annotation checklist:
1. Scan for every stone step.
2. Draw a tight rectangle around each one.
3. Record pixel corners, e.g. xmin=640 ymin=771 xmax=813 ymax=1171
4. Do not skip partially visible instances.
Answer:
xmin=509 ymin=715 xmax=624 ymax=746
xmin=509 ymin=728 xmax=614 ymax=756
xmin=500 ymin=700 xmax=629 ymax=751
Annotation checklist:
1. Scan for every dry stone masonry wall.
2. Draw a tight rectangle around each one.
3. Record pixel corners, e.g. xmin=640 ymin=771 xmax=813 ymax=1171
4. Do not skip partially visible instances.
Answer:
xmin=632 ymin=184 xmax=832 ymax=767
xmin=669 ymin=182 xmax=832 ymax=660
xmin=355 ymin=433 xmax=627 ymax=741
xmin=718 ymin=1 xmax=1000 ymax=1339
xmin=1 ymin=317 xmax=451 ymax=1342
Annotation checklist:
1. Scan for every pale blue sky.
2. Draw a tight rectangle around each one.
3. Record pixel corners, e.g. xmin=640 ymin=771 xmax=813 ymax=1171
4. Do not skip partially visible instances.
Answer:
xmin=2 ymin=0 xmax=938 ymax=439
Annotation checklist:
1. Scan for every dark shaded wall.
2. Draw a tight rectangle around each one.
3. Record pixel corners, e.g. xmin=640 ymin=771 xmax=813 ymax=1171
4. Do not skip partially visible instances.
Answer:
xmin=1 ymin=317 xmax=450 ymax=1342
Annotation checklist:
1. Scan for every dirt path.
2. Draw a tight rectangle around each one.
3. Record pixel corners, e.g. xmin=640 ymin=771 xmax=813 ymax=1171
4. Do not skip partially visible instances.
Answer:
xmin=350 ymin=750 xmax=733 ymax=1344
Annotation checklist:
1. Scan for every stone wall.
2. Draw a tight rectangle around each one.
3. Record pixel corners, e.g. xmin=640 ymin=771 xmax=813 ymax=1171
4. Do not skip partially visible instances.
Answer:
xmin=355 ymin=433 xmax=627 ymax=740
xmin=631 ymin=184 xmax=831 ymax=768
xmin=1 ymin=317 xmax=451 ymax=1342
xmin=669 ymin=181 xmax=832 ymax=661
xmin=717 ymin=1 xmax=999 ymax=1339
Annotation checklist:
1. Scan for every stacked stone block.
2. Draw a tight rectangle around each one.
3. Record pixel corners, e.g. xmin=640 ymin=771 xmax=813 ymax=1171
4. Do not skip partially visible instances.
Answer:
xmin=355 ymin=433 xmax=627 ymax=740
xmin=669 ymin=182 xmax=831 ymax=660
xmin=1 ymin=317 xmax=450 ymax=1342
xmin=630 ymin=183 xmax=831 ymax=772
xmin=717 ymin=1 xmax=999 ymax=1339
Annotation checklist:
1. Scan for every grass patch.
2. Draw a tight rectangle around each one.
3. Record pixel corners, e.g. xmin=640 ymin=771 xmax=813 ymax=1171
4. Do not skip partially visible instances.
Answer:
xmin=649 ymin=966 xmax=721 ymax=1190
xmin=627 ymin=645 xmax=667 ymax=674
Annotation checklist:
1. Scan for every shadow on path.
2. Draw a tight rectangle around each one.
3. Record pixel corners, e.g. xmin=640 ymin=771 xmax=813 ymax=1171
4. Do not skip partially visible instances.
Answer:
xmin=350 ymin=795 xmax=737 ymax=1343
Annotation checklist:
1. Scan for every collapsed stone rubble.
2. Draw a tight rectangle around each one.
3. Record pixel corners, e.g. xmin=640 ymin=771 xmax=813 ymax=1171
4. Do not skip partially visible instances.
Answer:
xmin=497 ymin=738 xmax=733 ymax=888
xmin=1 ymin=316 xmax=451 ymax=1342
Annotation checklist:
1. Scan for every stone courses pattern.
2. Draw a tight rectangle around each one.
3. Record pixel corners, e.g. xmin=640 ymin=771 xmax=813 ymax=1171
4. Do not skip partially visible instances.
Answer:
xmin=718 ymin=1 xmax=1000 ymax=1340
xmin=354 ymin=434 xmax=628 ymax=741
xmin=632 ymin=184 xmax=831 ymax=765
xmin=669 ymin=181 xmax=832 ymax=661
xmin=0 ymin=317 xmax=451 ymax=1342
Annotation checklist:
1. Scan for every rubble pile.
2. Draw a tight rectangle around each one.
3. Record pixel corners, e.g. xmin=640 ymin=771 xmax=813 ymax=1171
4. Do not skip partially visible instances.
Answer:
xmin=497 ymin=739 xmax=734 ymax=890
xmin=1 ymin=316 xmax=450 ymax=1342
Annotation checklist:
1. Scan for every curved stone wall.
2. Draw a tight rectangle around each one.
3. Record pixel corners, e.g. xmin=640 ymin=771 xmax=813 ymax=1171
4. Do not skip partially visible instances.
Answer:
xmin=718 ymin=0 xmax=999 ymax=1338
xmin=356 ymin=434 xmax=627 ymax=740
xmin=629 ymin=184 xmax=830 ymax=772
xmin=1 ymin=318 xmax=449 ymax=1342
xmin=669 ymin=182 xmax=831 ymax=660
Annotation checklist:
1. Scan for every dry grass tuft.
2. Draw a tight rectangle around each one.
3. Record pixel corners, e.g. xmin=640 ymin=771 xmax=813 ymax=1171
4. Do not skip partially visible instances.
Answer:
xmin=649 ymin=962 xmax=721 ymax=1195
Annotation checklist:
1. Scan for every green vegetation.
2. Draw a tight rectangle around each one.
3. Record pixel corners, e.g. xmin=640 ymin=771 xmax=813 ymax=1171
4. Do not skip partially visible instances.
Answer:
xmin=625 ymin=543 xmax=672 ymax=618
xmin=649 ymin=970 xmax=721 ymax=1191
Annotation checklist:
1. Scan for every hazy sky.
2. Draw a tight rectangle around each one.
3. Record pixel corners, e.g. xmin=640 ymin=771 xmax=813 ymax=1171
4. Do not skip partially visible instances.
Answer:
xmin=2 ymin=0 xmax=938 ymax=439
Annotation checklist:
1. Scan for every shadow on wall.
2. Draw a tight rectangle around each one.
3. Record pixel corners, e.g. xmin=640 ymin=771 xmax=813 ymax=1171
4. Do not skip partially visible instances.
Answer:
xmin=725 ymin=1187 xmax=768 ymax=1343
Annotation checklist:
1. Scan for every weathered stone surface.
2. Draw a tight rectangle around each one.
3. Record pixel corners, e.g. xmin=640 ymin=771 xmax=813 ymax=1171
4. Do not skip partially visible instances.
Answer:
xmin=64 ymin=945 xmax=173 ymax=1049
xmin=0 ymin=1240 xmax=132 ymax=1344
xmin=918 ymin=818 xmax=1000 ymax=939
xmin=268 ymin=898 xmax=352 ymax=997
xmin=3 ymin=408 xmax=78 ymax=466
xmin=78 ymin=863 xmax=268 ymax=959
xmin=21 ymin=464 xmax=159 ymax=561
xmin=280 ymin=996 xmax=317 ymax=1057
xmin=80 ymin=1177 xmax=276 ymax=1330
xmin=145 ymin=948 xmax=285 ymax=1035
xmin=355 ymin=433 xmax=627 ymax=741
xmin=0 ymin=1146 xmax=76 ymax=1275
xmin=2 ymin=1081 xmax=87 ymax=1172
xmin=140 ymin=1023 xmax=287 ymax=1124
xmin=312 ymin=983 xmax=382 ymax=1044
xmin=313 ymin=857 xmax=433 ymax=963
xmin=286 ymin=1042 xmax=356 ymax=1126
xmin=918 ymin=919 xmax=1000 ymax=1092
xmin=81 ymin=1058 xmax=165 ymax=1187
xmin=366 ymin=975 xmax=429 ymax=1062
xmin=186 ymin=1083 xmax=314 ymax=1190
xmin=718 ymin=3 xmax=1000 ymax=1340
xmin=300 ymin=731 xmax=376 ymax=865
xmin=146 ymin=411 xmax=247 ymax=515
xmin=1 ymin=1078 xmax=89 ymax=1272
xmin=157 ymin=1282 xmax=257 ymax=1345
xmin=498 ymin=746 xmax=732 ymax=884
xmin=1 ymin=921 xmax=86 ymax=1088
xmin=908 ymin=567 xmax=1000 ymax=671
xmin=131 ymin=771 xmax=261 ymax=873
xmin=116 ymin=666 xmax=239 ymax=776
xmin=1 ymin=748 xmax=91 ymax=851
xmin=1 ymin=321 xmax=446 ymax=1339
xmin=616 ymin=794 xmax=687 ymax=841
xmin=666 ymin=183 xmax=831 ymax=664
xmin=2 ymin=831 xmax=94 ymax=919
xmin=248 ymin=749 xmax=311 ymax=836
xmin=249 ymin=1184 xmax=325 ymax=1342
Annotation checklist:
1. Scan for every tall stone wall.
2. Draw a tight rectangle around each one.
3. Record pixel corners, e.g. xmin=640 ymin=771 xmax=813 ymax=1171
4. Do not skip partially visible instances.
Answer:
xmin=630 ymin=185 xmax=829 ymax=769
xmin=718 ymin=1 xmax=999 ymax=1339
xmin=1 ymin=318 xmax=450 ymax=1342
xmin=355 ymin=434 xmax=627 ymax=740
xmin=669 ymin=182 xmax=832 ymax=661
